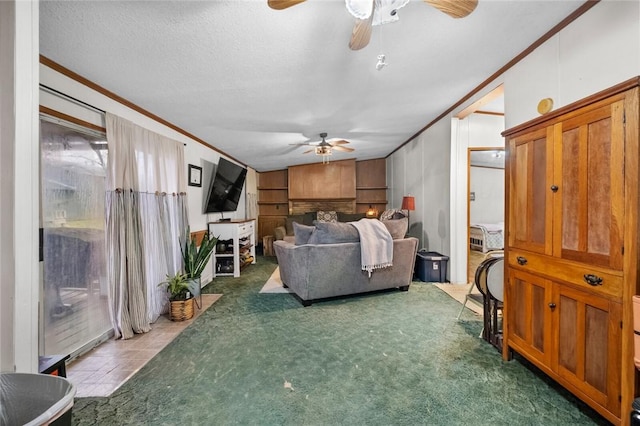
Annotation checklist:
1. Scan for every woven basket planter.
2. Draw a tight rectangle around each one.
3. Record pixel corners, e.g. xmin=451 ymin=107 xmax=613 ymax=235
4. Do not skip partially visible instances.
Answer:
xmin=170 ymin=297 xmax=194 ymax=321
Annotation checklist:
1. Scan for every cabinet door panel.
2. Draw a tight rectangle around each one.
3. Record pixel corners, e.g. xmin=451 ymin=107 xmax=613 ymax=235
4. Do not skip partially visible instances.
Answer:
xmin=556 ymin=102 xmax=624 ymax=270
xmin=553 ymin=285 xmax=621 ymax=415
xmin=507 ymin=269 xmax=552 ymax=365
xmin=508 ymin=127 xmax=553 ymax=255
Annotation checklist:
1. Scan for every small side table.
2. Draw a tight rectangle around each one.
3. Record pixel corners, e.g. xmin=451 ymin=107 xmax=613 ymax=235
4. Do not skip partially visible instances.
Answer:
xmin=39 ymin=354 xmax=70 ymax=377
xmin=263 ymin=235 xmax=275 ymax=257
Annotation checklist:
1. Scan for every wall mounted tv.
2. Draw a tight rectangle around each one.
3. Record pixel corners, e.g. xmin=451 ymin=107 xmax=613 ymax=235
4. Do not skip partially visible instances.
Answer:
xmin=204 ymin=157 xmax=247 ymax=213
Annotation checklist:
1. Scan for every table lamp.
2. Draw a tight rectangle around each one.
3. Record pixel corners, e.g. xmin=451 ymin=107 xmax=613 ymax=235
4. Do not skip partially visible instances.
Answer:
xmin=401 ymin=195 xmax=415 ymax=222
xmin=365 ymin=205 xmax=378 ymax=219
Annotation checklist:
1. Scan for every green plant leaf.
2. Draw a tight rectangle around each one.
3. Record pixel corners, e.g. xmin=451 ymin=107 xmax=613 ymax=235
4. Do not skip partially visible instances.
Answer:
xmin=181 ymin=226 xmax=218 ymax=279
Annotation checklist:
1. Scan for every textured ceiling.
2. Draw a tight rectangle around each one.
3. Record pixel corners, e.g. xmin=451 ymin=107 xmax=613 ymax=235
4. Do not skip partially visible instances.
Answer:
xmin=40 ymin=0 xmax=584 ymax=172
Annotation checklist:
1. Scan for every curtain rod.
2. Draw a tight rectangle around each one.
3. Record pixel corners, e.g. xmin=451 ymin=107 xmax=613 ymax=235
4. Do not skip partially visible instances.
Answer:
xmin=40 ymin=84 xmax=106 ymax=114
xmin=40 ymin=84 xmax=187 ymax=146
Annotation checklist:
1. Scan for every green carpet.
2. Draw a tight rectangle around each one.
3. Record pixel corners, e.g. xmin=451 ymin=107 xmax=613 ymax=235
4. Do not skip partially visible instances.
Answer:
xmin=72 ymin=256 xmax=607 ymax=425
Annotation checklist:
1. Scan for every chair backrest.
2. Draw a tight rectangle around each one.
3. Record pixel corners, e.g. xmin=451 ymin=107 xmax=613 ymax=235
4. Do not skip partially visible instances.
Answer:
xmin=486 ymin=258 xmax=505 ymax=302
xmin=474 ymin=252 xmax=504 ymax=298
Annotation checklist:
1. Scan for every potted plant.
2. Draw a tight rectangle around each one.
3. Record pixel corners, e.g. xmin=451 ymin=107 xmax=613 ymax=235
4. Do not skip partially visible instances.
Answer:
xmin=181 ymin=227 xmax=218 ymax=307
xmin=159 ymin=272 xmax=194 ymax=321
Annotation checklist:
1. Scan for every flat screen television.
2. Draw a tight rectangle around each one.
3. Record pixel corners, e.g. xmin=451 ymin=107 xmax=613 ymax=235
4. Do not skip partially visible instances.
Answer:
xmin=204 ymin=157 xmax=247 ymax=213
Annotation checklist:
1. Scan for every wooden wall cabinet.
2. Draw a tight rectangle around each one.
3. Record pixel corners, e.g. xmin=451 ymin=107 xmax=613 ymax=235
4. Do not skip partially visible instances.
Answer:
xmin=355 ymin=158 xmax=387 ymax=215
xmin=257 ymin=169 xmax=288 ymax=240
xmin=504 ymin=79 xmax=639 ymax=425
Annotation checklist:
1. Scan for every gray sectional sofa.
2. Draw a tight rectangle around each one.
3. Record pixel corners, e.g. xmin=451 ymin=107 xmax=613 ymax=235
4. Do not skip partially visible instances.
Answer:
xmin=273 ymin=219 xmax=419 ymax=306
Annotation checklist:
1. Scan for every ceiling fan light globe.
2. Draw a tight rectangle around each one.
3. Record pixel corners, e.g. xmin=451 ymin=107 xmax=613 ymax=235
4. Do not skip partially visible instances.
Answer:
xmin=345 ymin=0 xmax=374 ymax=20
xmin=373 ymin=0 xmax=410 ymax=25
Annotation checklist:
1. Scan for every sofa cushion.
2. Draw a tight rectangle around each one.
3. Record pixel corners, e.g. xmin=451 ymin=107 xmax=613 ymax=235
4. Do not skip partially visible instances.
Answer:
xmin=307 ymin=221 xmax=360 ymax=244
xmin=337 ymin=211 xmax=366 ymax=222
xmin=382 ymin=218 xmax=408 ymax=239
xmin=285 ymin=215 xmax=306 ymax=235
xmin=316 ymin=210 xmax=338 ymax=223
xmin=293 ymin=222 xmax=315 ymax=245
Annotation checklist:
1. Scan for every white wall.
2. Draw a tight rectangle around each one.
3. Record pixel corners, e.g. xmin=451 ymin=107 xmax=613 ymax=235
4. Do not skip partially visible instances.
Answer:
xmin=470 ymin=166 xmax=505 ymax=225
xmin=504 ymin=0 xmax=640 ymax=129
xmin=0 ymin=0 xmax=40 ymax=373
xmin=387 ymin=117 xmax=451 ymax=255
xmin=388 ymin=0 xmax=639 ymax=284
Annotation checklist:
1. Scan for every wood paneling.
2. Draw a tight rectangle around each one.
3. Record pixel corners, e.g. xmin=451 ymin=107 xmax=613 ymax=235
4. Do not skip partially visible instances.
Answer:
xmin=290 ymin=200 xmax=355 ymax=215
xmin=257 ymin=216 xmax=286 ymax=241
xmin=355 ymin=159 xmax=387 ymax=214
xmin=258 ymin=169 xmax=288 ymax=189
xmin=257 ymin=169 xmax=288 ymax=240
xmin=288 ymin=159 xmax=356 ymax=200
xmin=355 ymin=158 xmax=386 ymax=188
xmin=258 ymin=159 xmax=387 ymax=237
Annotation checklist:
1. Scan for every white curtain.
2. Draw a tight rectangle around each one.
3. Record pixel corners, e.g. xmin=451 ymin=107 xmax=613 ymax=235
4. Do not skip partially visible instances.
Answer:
xmin=246 ymin=192 xmax=258 ymax=219
xmin=106 ymin=113 xmax=187 ymax=339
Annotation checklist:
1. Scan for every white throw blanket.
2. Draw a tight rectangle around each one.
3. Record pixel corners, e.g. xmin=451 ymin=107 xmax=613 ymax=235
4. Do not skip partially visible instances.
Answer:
xmin=350 ymin=219 xmax=393 ymax=277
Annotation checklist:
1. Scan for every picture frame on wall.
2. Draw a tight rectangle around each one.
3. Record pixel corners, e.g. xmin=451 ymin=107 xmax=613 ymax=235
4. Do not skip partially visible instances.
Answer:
xmin=188 ymin=164 xmax=202 ymax=187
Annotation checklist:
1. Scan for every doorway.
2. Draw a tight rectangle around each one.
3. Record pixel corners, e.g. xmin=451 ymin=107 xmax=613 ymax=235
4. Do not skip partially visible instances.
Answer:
xmin=40 ymin=116 xmax=112 ymax=358
xmin=467 ymin=148 xmax=505 ymax=284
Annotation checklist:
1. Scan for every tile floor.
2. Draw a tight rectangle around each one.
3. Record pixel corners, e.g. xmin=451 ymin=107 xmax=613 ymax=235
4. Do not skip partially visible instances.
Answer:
xmin=66 ymin=294 xmax=222 ymax=397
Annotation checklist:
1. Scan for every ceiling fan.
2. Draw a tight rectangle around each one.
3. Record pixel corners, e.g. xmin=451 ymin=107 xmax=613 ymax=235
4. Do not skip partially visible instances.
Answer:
xmin=268 ymin=0 xmax=478 ymax=50
xmin=290 ymin=132 xmax=355 ymax=156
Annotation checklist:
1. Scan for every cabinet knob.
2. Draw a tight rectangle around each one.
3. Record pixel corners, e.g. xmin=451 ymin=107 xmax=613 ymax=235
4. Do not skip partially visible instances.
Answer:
xmin=548 ymin=303 xmax=556 ymax=310
xmin=517 ymin=256 xmax=528 ymax=265
xmin=550 ymin=185 xmax=559 ymax=192
xmin=583 ymin=274 xmax=603 ymax=286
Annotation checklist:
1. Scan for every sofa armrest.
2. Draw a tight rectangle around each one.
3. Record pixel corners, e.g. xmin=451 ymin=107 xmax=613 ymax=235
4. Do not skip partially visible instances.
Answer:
xmin=274 ymin=226 xmax=286 ymax=241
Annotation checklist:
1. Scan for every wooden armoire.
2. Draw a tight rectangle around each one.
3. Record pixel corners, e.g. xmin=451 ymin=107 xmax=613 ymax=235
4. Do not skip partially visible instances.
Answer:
xmin=503 ymin=77 xmax=639 ymax=425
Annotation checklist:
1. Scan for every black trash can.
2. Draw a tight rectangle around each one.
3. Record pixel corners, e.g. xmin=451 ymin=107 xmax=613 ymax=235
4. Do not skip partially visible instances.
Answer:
xmin=415 ymin=250 xmax=449 ymax=282
xmin=0 ymin=373 xmax=76 ymax=425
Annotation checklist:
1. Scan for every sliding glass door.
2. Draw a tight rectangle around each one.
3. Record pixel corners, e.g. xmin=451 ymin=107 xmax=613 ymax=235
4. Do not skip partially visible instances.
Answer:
xmin=40 ymin=117 xmax=112 ymax=357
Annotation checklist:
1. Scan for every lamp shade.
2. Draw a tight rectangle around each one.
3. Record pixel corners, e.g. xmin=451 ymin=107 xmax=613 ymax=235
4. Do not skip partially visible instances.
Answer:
xmin=401 ymin=196 xmax=415 ymax=211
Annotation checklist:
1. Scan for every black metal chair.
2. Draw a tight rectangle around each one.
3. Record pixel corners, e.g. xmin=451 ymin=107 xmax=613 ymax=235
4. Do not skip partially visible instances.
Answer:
xmin=457 ymin=251 xmax=504 ymax=350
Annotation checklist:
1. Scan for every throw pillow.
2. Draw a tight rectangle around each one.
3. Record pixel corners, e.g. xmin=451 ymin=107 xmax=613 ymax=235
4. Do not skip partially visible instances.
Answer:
xmin=382 ymin=218 xmax=408 ymax=239
xmin=337 ymin=211 xmax=366 ymax=222
xmin=316 ymin=210 xmax=338 ymax=223
xmin=307 ymin=221 xmax=360 ymax=244
xmin=380 ymin=209 xmax=407 ymax=221
xmin=302 ymin=212 xmax=316 ymax=226
xmin=293 ymin=222 xmax=315 ymax=245
xmin=285 ymin=215 xmax=306 ymax=235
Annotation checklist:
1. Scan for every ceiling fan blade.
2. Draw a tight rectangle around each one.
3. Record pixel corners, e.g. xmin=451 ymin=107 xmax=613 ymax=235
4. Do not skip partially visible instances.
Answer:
xmin=267 ymin=0 xmax=306 ymax=10
xmin=423 ymin=0 xmax=478 ymax=18
xmin=330 ymin=140 xmax=350 ymax=146
xmin=349 ymin=14 xmax=373 ymax=50
xmin=333 ymin=146 xmax=355 ymax=153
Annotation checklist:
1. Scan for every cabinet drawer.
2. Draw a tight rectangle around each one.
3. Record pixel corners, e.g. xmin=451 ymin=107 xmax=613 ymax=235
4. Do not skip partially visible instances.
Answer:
xmin=508 ymin=249 xmax=622 ymax=299
xmin=238 ymin=221 xmax=254 ymax=236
